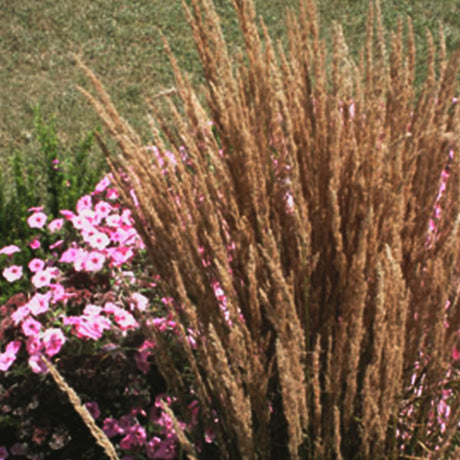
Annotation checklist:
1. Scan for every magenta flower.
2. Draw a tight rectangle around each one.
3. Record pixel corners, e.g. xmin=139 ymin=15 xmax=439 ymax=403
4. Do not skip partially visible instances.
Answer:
xmin=0 ymin=445 xmax=9 ymax=460
xmin=22 ymin=317 xmax=42 ymax=337
xmin=2 ymin=265 xmax=23 ymax=282
xmin=28 ymin=258 xmax=45 ymax=273
xmin=95 ymin=200 xmax=113 ymax=219
xmin=59 ymin=246 xmax=79 ymax=263
xmin=0 ymin=244 xmax=20 ymax=256
xmin=103 ymin=417 xmax=123 ymax=437
xmin=0 ymin=341 xmax=21 ymax=372
xmin=120 ymin=424 xmax=147 ymax=449
xmin=27 ymin=211 xmax=47 ymax=229
xmin=42 ymin=328 xmax=66 ymax=357
xmin=85 ymin=401 xmax=101 ymax=420
xmin=29 ymin=238 xmax=41 ymax=249
xmin=48 ymin=218 xmax=64 ymax=233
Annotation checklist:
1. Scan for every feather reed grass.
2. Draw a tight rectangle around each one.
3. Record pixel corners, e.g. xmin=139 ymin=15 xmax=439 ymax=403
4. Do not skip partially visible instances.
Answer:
xmin=75 ymin=0 xmax=459 ymax=457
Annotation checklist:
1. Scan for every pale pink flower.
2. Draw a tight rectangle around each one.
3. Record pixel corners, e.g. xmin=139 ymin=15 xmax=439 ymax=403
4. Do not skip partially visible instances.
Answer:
xmin=22 ymin=317 xmax=42 ymax=337
xmin=3 ymin=265 xmax=23 ymax=282
xmin=28 ymin=206 xmax=44 ymax=213
xmin=105 ymin=214 xmax=121 ymax=227
xmin=76 ymin=195 xmax=92 ymax=213
xmin=48 ymin=218 xmax=64 ymax=233
xmin=95 ymin=201 xmax=113 ymax=219
xmin=29 ymin=238 xmax=41 ymax=249
xmin=12 ymin=305 xmax=30 ymax=324
xmin=59 ymin=247 xmax=79 ymax=263
xmin=28 ymin=291 xmax=51 ymax=315
xmin=28 ymin=258 xmax=45 ymax=273
xmin=104 ymin=303 xmax=138 ymax=330
xmin=83 ymin=251 xmax=106 ymax=272
xmin=42 ymin=328 xmax=66 ymax=357
xmin=87 ymin=231 xmax=110 ymax=250
xmin=28 ymin=353 xmax=48 ymax=374
xmin=0 ymin=244 xmax=20 ymax=256
xmin=49 ymin=239 xmax=64 ymax=250
xmin=130 ymin=292 xmax=149 ymax=312
xmin=27 ymin=211 xmax=47 ymax=229
xmin=83 ymin=304 xmax=103 ymax=316
xmin=0 ymin=341 xmax=21 ymax=372
xmin=73 ymin=248 xmax=88 ymax=272
xmin=31 ymin=268 xmax=54 ymax=289
xmin=71 ymin=214 xmax=93 ymax=231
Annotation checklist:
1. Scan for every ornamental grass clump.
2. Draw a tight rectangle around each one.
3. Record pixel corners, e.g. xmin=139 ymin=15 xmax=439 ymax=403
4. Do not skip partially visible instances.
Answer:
xmin=78 ymin=0 xmax=460 ymax=457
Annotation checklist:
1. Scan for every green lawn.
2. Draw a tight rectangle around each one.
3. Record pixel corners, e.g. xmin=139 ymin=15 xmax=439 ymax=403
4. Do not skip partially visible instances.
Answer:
xmin=1 ymin=0 xmax=459 ymax=192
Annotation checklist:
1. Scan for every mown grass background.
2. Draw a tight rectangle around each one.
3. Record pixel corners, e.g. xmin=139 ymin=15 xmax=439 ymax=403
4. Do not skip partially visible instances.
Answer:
xmin=0 ymin=0 xmax=459 ymax=220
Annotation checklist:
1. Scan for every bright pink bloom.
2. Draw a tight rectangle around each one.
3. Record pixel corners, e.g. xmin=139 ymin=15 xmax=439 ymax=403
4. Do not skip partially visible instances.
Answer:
xmin=22 ymin=317 xmax=42 ymax=337
xmin=28 ymin=292 xmax=51 ymax=315
xmin=0 ymin=341 xmax=21 ymax=372
xmin=107 ymin=246 xmax=134 ymax=267
xmin=59 ymin=246 xmax=79 ymax=263
xmin=49 ymin=239 xmax=64 ymax=250
xmin=28 ymin=258 xmax=45 ymax=273
xmin=64 ymin=315 xmax=111 ymax=341
xmin=71 ymin=214 xmax=93 ymax=231
xmin=83 ymin=251 xmax=106 ymax=272
xmin=60 ymin=209 xmax=75 ymax=220
xmin=42 ymin=328 xmax=66 ymax=357
xmin=0 ymin=244 xmax=20 ymax=256
xmin=2 ymin=265 xmax=23 ymax=282
xmin=48 ymin=218 xmax=64 ymax=233
xmin=29 ymin=238 xmax=41 ymax=249
xmin=120 ymin=424 xmax=147 ymax=449
xmin=106 ymin=188 xmax=119 ymax=200
xmin=83 ymin=304 xmax=103 ymax=316
xmin=27 ymin=211 xmax=47 ymax=229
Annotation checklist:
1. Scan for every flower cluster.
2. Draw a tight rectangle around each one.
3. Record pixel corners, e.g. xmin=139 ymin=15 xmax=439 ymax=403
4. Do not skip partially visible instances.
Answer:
xmin=0 ymin=172 xmax=204 ymax=459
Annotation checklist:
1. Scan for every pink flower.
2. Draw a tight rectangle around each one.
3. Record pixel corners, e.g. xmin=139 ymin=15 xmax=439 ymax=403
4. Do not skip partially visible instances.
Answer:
xmin=94 ymin=175 xmax=112 ymax=194
xmin=0 ymin=244 xmax=20 ymax=256
xmin=83 ymin=251 xmax=106 ymax=272
xmin=120 ymin=424 xmax=147 ymax=449
xmin=22 ymin=317 xmax=42 ymax=337
xmin=29 ymin=238 xmax=41 ymax=249
xmin=2 ymin=265 xmax=23 ymax=282
xmin=130 ymin=292 xmax=149 ymax=312
xmin=42 ymin=328 xmax=66 ymax=357
xmin=12 ymin=305 xmax=31 ymax=324
xmin=28 ymin=258 xmax=45 ymax=273
xmin=27 ymin=212 xmax=47 ymax=229
xmin=48 ymin=218 xmax=64 ymax=233
xmin=59 ymin=246 xmax=79 ymax=263
xmin=87 ymin=231 xmax=110 ymax=250
xmin=103 ymin=418 xmax=123 ymax=437
xmin=31 ymin=268 xmax=55 ymax=289
xmin=85 ymin=401 xmax=101 ymax=419
xmin=95 ymin=201 xmax=113 ymax=219
xmin=106 ymin=188 xmax=119 ymax=200
xmin=76 ymin=195 xmax=92 ymax=213
xmin=28 ymin=291 xmax=51 ymax=315
xmin=49 ymin=239 xmax=64 ymax=250
xmin=28 ymin=353 xmax=48 ymax=374
xmin=60 ymin=209 xmax=75 ymax=220
xmin=0 ymin=445 xmax=9 ymax=460
xmin=104 ymin=303 xmax=138 ymax=330
xmin=0 ymin=341 xmax=21 ymax=372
